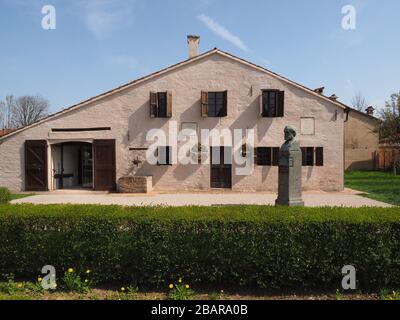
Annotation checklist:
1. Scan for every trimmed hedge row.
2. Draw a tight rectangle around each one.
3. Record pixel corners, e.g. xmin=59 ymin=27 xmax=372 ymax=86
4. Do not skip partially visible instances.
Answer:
xmin=0 ymin=204 xmax=400 ymax=290
xmin=0 ymin=188 xmax=11 ymax=204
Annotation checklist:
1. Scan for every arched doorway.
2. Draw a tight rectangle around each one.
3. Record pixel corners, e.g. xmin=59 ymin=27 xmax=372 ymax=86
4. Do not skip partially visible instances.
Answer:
xmin=51 ymin=142 xmax=93 ymax=190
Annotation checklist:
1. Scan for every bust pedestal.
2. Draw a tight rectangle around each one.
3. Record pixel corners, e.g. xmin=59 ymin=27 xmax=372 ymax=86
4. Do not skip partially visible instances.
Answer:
xmin=275 ymin=142 xmax=304 ymax=207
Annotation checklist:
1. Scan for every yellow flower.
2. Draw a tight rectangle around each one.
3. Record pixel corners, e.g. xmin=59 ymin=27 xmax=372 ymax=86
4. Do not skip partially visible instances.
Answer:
xmin=169 ymin=284 xmax=174 ymax=289
xmin=178 ymin=278 xmax=182 ymax=283
xmin=185 ymin=284 xmax=190 ymax=289
xmin=86 ymin=269 xmax=91 ymax=274
xmin=121 ymin=287 xmax=126 ymax=292
xmin=17 ymin=283 xmax=23 ymax=288
xmin=38 ymin=277 xmax=43 ymax=282
xmin=68 ymin=268 xmax=74 ymax=273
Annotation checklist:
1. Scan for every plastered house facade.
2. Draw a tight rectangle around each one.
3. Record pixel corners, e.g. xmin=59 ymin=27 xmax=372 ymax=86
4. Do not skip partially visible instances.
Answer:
xmin=0 ymin=39 xmax=346 ymax=193
xmin=344 ymin=107 xmax=380 ymax=170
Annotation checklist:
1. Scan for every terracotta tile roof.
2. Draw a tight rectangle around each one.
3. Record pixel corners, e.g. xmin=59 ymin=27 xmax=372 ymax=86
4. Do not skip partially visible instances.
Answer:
xmin=0 ymin=48 xmax=349 ymax=141
xmin=0 ymin=129 xmax=15 ymax=137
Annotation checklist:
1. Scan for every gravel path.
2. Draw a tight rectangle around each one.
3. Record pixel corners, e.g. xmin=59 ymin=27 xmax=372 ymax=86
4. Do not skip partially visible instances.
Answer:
xmin=11 ymin=191 xmax=392 ymax=207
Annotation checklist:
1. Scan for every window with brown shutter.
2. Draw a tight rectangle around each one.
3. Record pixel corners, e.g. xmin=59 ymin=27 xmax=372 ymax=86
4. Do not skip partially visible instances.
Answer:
xmin=259 ymin=92 xmax=264 ymax=117
xmin=277 ymin=91 xmax=285 ymax=117
xmin=256 ymin=147 xmax=280 ymax=166
xmin=201 ymin=91 xmax=208 ymax=117
xmin=166 ymin=91 xmax=173 ymax=118
xmin=316 ymin=147 xmax=324 ymax=166
xmin=150 ymin=92 xmax=158 ymax=118
xmin=301 ymin=147 xmax=322 ymax=166
xmin=305 ymin=147 xmax=314 ymax=166
xmin=149 ymin=92 xmax=172 ymax=118
xmin=157 ymin=92 xmax=167 ymax=117
xmin=261 ymin=90 xmax=285 ymax=118
xmin=201 ymin=91 xmax=227 ymax=117
xmin=272 ymin=147 xmax=280 ymax=166
xmin=256 ymin=147 xmax=271 ymax=166
xmin=301 ymin=147 xmax=307 ymax=166
xmin=157 ymin=146 xmax=172 ymax=165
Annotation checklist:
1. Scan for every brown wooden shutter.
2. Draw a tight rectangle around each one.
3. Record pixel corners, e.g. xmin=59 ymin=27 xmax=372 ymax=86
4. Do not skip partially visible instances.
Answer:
xmin=25 ymin=140 xmax=48 ymax=191
xmin=259 ymin=91 xmax=264 ymax=117
xmin=166 ymin=91 xmax=173 ymax=118
xmin=301 ymin=147 xmax=306 ymax=166
xmin=201 ymin=91 xmax=208 ymax=117
xmin=150 ymin=91 xmax=158 ymax=118
xmin=277 ymin=91 xmax=285 ymax=117
xmin=221 ymin=90 xmax=228 ymax=117
xmin=316 ymin=147 xmax=324 ymax=166
xmin=266 ymin=147 xmax=272 ymax=166
xmin=272 ymin=147 xmax=280 ymax=166
xmin=306 ymin=147 xmax=315 ymax=166
xmin=94 ymin=139 xmax=116 ymax=191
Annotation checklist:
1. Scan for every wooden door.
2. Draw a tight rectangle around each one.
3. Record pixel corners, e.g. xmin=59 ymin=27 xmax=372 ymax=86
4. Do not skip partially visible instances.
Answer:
xmin=93 ymin=139 xmax=116 ymax=191
xmin=25 ymin=140 xmax=48 ymax=191
xmin=210 ymin=147 xmax=232 ymax=189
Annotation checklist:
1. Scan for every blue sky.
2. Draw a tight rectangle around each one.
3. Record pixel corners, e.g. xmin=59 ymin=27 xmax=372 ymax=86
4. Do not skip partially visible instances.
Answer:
xmin=0 ymin=0 xmax=399 ymax=113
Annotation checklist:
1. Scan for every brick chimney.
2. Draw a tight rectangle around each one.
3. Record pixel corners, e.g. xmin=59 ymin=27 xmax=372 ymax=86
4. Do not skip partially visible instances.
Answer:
xmin=366 ymin=106 xmax=375 ymax=116
xmin=329 ymin=94 xmax=338 ymax=101
xmin=187 ymin=35 xmax=200 ymax=59
xmin=314 ymin=87 xmax=325 ymax=94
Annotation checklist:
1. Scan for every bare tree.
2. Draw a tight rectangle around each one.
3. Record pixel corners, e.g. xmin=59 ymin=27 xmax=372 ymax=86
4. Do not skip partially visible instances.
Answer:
xmin=0 ymin=101 xmax=5 ymax=129
xmin=9 ymin=95 xmax=49 ymax=128
xmin=352 ymin=92 xmax=368 ymax=111
xmin=0 ymin=95 xmax=13 ymax=129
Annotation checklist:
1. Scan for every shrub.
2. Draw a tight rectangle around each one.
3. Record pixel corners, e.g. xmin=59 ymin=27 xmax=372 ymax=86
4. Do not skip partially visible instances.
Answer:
xmin=0 ymin=204 xmax=400 ymax=290
xmin=0 ymin=188 xmax=11 ymax=204
xmin=168 ymin=278 xmax=195 ymax=300
xmin=61 ymin=268 xmax=93 ymax=293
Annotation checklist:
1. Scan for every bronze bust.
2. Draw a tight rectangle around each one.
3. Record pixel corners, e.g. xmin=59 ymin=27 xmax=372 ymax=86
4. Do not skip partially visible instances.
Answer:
xmin=281 ymin=126 xmax=300 ymax=152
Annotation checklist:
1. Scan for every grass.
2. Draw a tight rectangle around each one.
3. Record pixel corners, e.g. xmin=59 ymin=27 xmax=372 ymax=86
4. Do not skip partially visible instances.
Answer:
xmin=345 ymin=171 xmax=400 ymax=206
xmin=0 ymin=284 xmax=388 ymax=301
xmin=10 ymin=193 xmax=35 ymax=201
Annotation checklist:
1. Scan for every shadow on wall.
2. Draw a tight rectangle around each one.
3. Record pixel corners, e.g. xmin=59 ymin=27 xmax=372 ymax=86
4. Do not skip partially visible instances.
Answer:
xmin=347 ymin=159 xmax=376 ymax=171
xmin=229 ymin=96 xmax=259 ymax=186
xmin=122 ymin=98 xmax=171 ymax=187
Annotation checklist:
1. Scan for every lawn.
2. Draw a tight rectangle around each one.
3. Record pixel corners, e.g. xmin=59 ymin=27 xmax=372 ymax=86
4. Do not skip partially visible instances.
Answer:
xmin=345 ymin=171 xmax=400 ymax=206
xmin=10 ymin=193 xmax=35 ymax=201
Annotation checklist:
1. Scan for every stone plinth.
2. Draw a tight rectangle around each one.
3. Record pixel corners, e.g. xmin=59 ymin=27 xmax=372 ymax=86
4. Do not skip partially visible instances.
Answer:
xmin=275 ymin=126 xmax=304 ymax=207
xmin=118 ymin=176 xmax=153 ymax=194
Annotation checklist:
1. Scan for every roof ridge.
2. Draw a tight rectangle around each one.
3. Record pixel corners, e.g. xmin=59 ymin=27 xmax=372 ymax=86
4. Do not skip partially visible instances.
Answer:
xmin=1 ymin=47 xmax=346 ymax=141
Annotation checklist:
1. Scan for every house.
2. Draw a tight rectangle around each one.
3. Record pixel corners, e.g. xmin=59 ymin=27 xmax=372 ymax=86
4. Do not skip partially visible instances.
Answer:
xmin=0 ymin=36 xmax=346 ymax=193
xmin=379 ymin=139 xmax=400 ymax=170
xmin=344 ymin=106 xmax=380 ymax=170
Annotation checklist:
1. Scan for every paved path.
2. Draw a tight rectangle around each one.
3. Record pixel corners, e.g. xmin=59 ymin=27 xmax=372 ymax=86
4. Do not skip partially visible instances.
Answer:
xmin=11 ymin=191 xmax=392 ymax=207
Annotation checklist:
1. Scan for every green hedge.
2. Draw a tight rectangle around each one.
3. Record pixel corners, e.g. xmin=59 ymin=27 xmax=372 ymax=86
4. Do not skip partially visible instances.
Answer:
xmin=0 ymin=204 xmax=400 ymax=290
xmin=0 ymin=188 xmax=11 ymax=204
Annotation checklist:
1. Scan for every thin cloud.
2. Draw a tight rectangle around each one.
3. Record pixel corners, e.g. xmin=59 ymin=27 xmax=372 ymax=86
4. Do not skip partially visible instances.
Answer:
xmin=197 ymin=14 xmax=249 ymax=52
xmin=84 ymin=0 xmax=135 ymax=39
